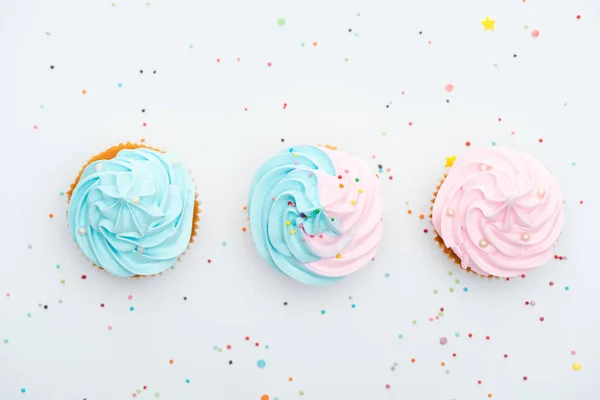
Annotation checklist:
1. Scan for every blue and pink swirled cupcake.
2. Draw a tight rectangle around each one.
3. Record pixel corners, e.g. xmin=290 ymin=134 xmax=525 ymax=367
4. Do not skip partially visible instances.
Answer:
xmin=67 ymin=143 xmax=200 ymax=278
xmin=248 ymin=145 xmax=384 ymax=285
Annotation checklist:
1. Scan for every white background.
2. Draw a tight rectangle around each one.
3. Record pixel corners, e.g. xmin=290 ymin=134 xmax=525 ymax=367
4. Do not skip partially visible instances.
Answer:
xmin=1 ymin=0 xmax=600 ymax=399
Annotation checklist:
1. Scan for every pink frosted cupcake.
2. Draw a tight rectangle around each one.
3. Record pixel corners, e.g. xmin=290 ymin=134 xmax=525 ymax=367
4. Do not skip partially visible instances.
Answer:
xmin=431 ymin=147 xmax=565 ymax=278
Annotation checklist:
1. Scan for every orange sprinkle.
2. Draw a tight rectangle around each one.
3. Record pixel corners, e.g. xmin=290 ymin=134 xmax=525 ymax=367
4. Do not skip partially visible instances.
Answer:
xmin=288 ymin=377 xmax=293 ymax=382
xmin=488 ymin=395 xmax=492 ymax=398
xmin=140 ymin=138 xmax=146 ymax=143
xmin=312 ymin=42 xmax=318 ymax=46
xmin=82 ymin=89 xmax=87 ymax=94
xmin=411 ymin=358 xmax=416 ymax=363
xmin=441 ymin=362 xmax=445 ymax=366
xmin=419 ymin=214 xmax=425 ymax=220
xmin=339 ymin=183 xmax=344 ymax=188
xmin=243 ymin=206 xmax=248 ymax=211
xmin=261 ymin=396 xmax=269 ymax=400
xmin=407 ymin=209 xmax=413 ymax=214
xmin=48 ymin=213 xmax=54 ymax=218
xmin=242 ymin=227 xmax=247 ymax=232
xmin=169 ymin=359 xmax=174 ymax=364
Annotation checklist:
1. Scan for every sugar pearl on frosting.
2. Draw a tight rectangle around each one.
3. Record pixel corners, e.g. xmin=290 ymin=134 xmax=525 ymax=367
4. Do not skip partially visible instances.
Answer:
xmin=445 ymin=208 xmax=455 ymax=217
xmin=521 ymin=233 xmax=531 ymax=242
xmin=131 ymin=196 xmax=140 ymax=205
xmin=479 ymin=239 xmax=489 ymax=248
xmin=537 ymin=189 xmax=546 ymax=198
xmin=172 ymin=158 xmax=180 ymax=166
xmin=136 ymin=246 xmax=145 ymax=254
xmin=77 ymin=227 xmax=87 ymax=235
xmin=479 ymin=164 xmax=491 ymax=172
xmin=94 ymin=163 xmax=104 ymax=172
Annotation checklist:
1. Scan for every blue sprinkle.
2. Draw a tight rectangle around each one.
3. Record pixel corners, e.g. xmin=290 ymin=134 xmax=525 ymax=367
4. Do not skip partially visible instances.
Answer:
xmin=398 ymin=334 xmax=403 ymax=339
xmin=129 ymin=306 xmax=134 ymax=311
xmin=257 ymin=359 xmax=266 ymax=368
xmin=289 ymin=148 xmax=294 ymax=153
xmin=321 ymin=310 xmax=326 ymax=315
xmin=351 ymin=304 xmax=356 ymax=308
xmin=492 ymin=141 xmax=496 ymax=146
xmin=21 ymin=388 xmax=26 ymax=393
xmin=463 ymin=287 xmax=468 ymax=292
xmin=118 ymin=83 xmax=122 ymax=87
xmin=186 ymin=379 xmax=190 ymax=383
xmin=565 ymin=286 xmax=570 ymax=291
xmin=455 ymin=332 xmax=460 ymax=337
xmin=292 ymin=220 xmax=296 ymax=226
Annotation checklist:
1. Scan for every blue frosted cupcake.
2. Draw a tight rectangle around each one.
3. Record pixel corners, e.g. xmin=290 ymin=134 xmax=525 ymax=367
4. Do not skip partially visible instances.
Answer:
xmin=67 ymin=143 xmax=200 ymax=278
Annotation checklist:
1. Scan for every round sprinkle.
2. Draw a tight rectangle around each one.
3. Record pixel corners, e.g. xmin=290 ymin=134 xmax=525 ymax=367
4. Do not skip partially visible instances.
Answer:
xmin=531 ymin=29 xmax=539 ymax=37
xmin=277 ymin=18 xmax=286 ymax=26
xmin=433 ymin=289 xmax=438 ymax=294
xmin=573 ymin=363 xmax=581 ymax=370
xmin=257 ymin=360 xmax=266 ymax=368
xmin=398 ymin=334 xmax=404 ymax=339
xmin=455 ymin=332 xmax=460 ymax=337
xmin=540 ymin=316 xmax=545 ymax=322
xmin=445 ymin=84 xmax=454 ymax=92
xmin=262 ymin=396 xmax=269 ymax=400
xmin=440 ymin=337 xmax=448 ymax=345
xmin=169 ymin=359 xmax=174 ymax=364
xmin=21 ymin=388 xmax=26 ymax=393
xmin=321 ymin=310 xmax=326 ymax=315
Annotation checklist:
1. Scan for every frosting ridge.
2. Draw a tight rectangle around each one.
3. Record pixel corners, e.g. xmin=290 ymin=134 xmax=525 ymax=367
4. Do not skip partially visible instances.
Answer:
xmin=248 ymin=145 xmax=384 ymax=285
xmin=68 ymin=148 xmax=195 ymax=277
xmin=432 ymin=147 xmax=564 ymax=277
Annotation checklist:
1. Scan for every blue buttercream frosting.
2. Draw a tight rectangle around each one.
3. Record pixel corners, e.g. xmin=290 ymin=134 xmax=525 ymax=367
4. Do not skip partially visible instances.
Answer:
xmin=248 ymin=145 xmax=343 ymax=285
xmin=68 ymin=148 xmax=196 ymax=277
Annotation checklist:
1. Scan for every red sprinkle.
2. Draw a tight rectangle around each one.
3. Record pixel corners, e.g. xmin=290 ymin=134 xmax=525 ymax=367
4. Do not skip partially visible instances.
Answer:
xmin=227 ymin=345 xmax=232 ymax=350
xmin=538 ymin=138 xmax=543 ymax=143
xmin=525 ymin=301 xmax=530 ymax=305
xmin=465 ymin=141 xmax=471 ymax=147
xmin=478 ymin=380 xmax=482 ymax=385
xmin=523 ymin=376 xmax=528 ymax=381
xmin=245 ymin=336 xmax=250 ymax=341
xmin=283 ymin=103 xmax=287 ymax=109
xmin=385 ymin=384 xmax=390 ymax=389
xmin=486 ymin=336 xmax=490 ymax=340
xmin=504 ymin=354 xmax=508 ymax=358
xmin=207 ymin=259 xmax=212 ymax=264
xmin=143 ymin=122 xmax=147 ymax=127
xmin=540 ymin=317 xmax=545 ymax=322
xmin=549 ymin=281 xmax=554 ymax=286
xmin=255 ymin=342 xmax=260 ymax=347
xmin=423 ymin=229 xmax=428 ymax=233
xmin=100 ymin=303 xmax=105 ymax=307
xmin=468 ymin=333 xmax=473 ymax=338
xmin=81 ymin=275 xmax=87 ymax=280
xmin=576 ymin=15 xmax=581 ymax=19
xmin=267 ymin=62 xmax=272 ymax=67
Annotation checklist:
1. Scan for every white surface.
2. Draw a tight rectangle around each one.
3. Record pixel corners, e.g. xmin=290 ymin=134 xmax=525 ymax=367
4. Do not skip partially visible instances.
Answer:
xmin=1 ymin=0 xmax=599 ymax=399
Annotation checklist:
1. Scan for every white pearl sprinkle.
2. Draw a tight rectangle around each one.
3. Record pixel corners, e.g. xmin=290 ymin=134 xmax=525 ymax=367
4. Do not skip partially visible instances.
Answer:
xmin=131 ymin=196 xmax=140 ymax=205
xmin=479 ymin=239 xmax=488 ymax=248
xmin=521 ymin=233 xmax=531 ymax=242
xmin=172 ymin=159 xmax=180 ymax=166
xmin=77 ymin=227 xmax=87 ymax=235
xmin=445 ymin=208 xmax=455 ymax=217
xmin=94 ymin=163 xmax=104 ymax=172
xmin=136 ymin=246 xmax=145 ymax=254
xmin=479 ymin=164 xmax=491 ymax=172
xmin=537 ymin=189 xmax=546 ymax=198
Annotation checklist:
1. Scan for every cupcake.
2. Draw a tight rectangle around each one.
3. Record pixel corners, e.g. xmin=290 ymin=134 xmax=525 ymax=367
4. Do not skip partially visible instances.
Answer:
xmin=247 ymin=145 xmax=384 ymax=285
xmin=431 ymin=147 xmax=564 ymax=278
xmin=67 ymin=143 xmax=200 ymax=278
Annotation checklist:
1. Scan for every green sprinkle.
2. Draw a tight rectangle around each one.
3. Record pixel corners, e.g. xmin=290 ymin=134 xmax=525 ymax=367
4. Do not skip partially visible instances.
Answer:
xmin=155 ymin=392 xmax=160 ymax=397
xmin=433 ymin=289 xmax=439 ymax=294
xmin=217 ymin=348 xmax=222 ymax=352
xmin=455 ymin=279 xmax=460 ymax=284
xmin=355 ymin=178 xmax=359 ymax=182
xmin=344 ymin=57 xmax=349 ymax=62
xmin=331 ymin=217 xmax=335 ymax=222
xmin=265 ymin=345 xmax=270 ymax=349
xmin=277 ymin=18 xmax=286 ymax=26
xmin=315 ymin=209 xmax=320 ymax=214
xmin=492 ymin=141 xmax=496 ymax=146
xmin=301 ymin=42 xmax=305 ymax=47
xmin=221 ymin=241 xmax=227 ymax=246
xmin=463 ymin=287 xmax=468 ymax=292
xmin=412 ymin=320 xmax=417 ymax=325
xmin=572 ymin=162 xmax=576 ymax=166
xmin=118 ymin=83 xmax=122 ymax=88
xmin=447 ymin=271 xmax=453 ymax=276
xmin=59 ymin=191 xmax=65 ymax=196
xmin=3 ymin=339 xmax=8 ymax=343
xmin=40 ymin=105 xmax=44 ymax=109
xmin=449 ymin=287 xmax=454 ymax=293
xmin=381 ymin=131 xmax=387 ymax=136
xmin=321 ymin=310 xmax=326 ymax=315
xmin=455 ymin=332 xmax=460 ymax=337
xmin=439 ymin=311 xmax=444 ymax=317
xmin=27 ymin=313 xmax=31 ymax=318
xmin=299 ymin=390 xmax=305 ymax=396
xmin=137 ymin=389 xmax=142 ymax=394
xmin=385 ymin=272 xmax=390 ymax=278
xmin=56 ymin=264 xmax=60 ymax=269
xmin=213 ymin=346 xmax=218 ymax=350
xmin=445 ymin=369 xmax=450 ymax=374
xmin=189 ymin=44 xmax=194 ymax=49
xmin=398 ymin=334 xmax=404 ymax=339
xmin=60 ymin=279 xmax=65 ymax=284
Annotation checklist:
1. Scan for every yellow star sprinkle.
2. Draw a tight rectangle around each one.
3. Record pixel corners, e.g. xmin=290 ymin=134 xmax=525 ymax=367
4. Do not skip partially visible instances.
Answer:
xmin=481 ymin=17 xmax=496 ymax=31
xmin=445 ymin=156 xmax=456 ymax=168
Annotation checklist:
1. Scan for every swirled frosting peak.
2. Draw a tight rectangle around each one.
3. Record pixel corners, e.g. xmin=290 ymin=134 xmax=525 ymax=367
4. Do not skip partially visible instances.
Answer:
xmin=68 ymin=148 xmax=196 ymax=277
xmin=432 ymin=147 xmax=564 ymax=277
xmin=248 ymin=145 xmax=384 ymax=285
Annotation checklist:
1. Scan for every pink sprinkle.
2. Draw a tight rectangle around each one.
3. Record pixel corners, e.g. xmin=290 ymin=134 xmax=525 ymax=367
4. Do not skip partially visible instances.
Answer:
xmin=408 ymin=122 xmax=413 ymax=126
xmin=34 ymin=125 xmax=38 ymax=129
xmin=540 ymin=317 xmax=545 ymax=322
xmin=385 ymin=384 xmax=390 ymax=389
xmin=294 ymin=161 xmax=298 ymax=165
xmin=344 ymin=169 xmax=349 ymax=173
xmin=272 ymin=197 xmax=275 ymax=201
xmin=445 ymin=84 xmax=454 ymax=92
xmin=108 ymin=325 xmax=112 ymax=330
xmin=571 ymin=350 xmax=576 ymax=355
xmin=6 ymin=293 xmax=10 ymax=297
xmin=267 ymin=62 xmax=272 ymax=67
xmin=429 ymin=317 xmax=434 ymax=322
xmin=319 ymin=234 xmax=323 ymax=239
xmin=549 ymin=281 xmax=554 ymax=286
xmin=389 ymin=176 xmax=393 ymax=180
xmin=128 ymin=295 xmax=133 ymax=300
xmin=143 ymin=122 xmax=147 ymax=127
xmin=283 ymin=103 xmax=287 ymax=110
xmin=532 ymin=29 xmax=540 ymax=38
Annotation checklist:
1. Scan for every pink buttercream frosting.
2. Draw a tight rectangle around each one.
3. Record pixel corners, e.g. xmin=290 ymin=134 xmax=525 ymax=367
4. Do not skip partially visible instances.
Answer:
xmin=431 ymin=147 xmax=564 ymax=277
xmin=304 ymin=147 xmax=384 ymax=277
